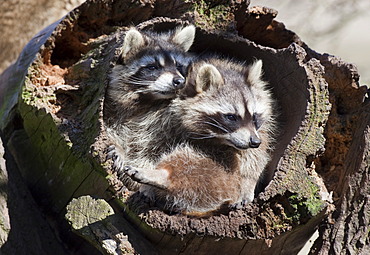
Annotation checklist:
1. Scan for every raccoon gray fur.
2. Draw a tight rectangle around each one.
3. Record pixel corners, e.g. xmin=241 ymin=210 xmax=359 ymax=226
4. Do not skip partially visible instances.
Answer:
xmin=104 ymin=25 xmax=196 ymax=128
xmin=117 ymin=58 xmax=275 ymax=216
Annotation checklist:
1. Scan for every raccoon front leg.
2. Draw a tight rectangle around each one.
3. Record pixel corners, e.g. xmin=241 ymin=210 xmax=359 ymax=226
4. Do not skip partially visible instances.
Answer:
xmin=237 ymin=179 xmax=257 ymax=205
xmin=123 ymin=165 xmax=170 ymax=190
xmin=106 ymin=144 xmax=141 ymax=191
xmin=228 ymin=179 xmax=256 ymax=209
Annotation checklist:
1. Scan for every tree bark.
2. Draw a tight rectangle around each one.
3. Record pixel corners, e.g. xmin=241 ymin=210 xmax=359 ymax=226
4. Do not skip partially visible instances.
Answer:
xmin=0 ymin=0 xmax=368 ymax=254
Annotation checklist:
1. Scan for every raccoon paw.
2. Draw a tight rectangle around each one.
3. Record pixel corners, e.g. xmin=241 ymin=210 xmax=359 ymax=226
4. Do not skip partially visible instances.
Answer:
xmin=123 ymin=165 xmax=143 ymax=183
xmin=105 ymin=144 xmax=120 ymax=160
xmin=124 ymin=166 xmax=170 ymax=189
xmin=113 ymin=156 xmax=126 ymax=172
xmin=106 ymin=145 xmax=116 ymax=159
xmin=106 ymin=145 xmax=126 ymax=172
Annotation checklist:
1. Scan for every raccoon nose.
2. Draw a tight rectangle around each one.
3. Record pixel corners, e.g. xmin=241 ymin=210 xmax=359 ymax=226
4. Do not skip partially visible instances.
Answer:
xmin=172 ymin=77 xmax=185 ymax=89
xmin=249 ymin=136 xmax=261 ymax=148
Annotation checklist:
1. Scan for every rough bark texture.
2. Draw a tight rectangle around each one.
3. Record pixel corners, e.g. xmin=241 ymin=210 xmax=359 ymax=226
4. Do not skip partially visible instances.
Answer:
xmin=0 ymin=0 xmax=368 ymax=254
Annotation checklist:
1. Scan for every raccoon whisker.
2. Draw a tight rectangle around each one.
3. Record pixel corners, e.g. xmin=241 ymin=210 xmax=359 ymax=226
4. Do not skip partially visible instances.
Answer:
xmin=123 ymin=80 xmax=152 ymax=86
xmin=152 ymin=81 xmax=177 ymax=89
xmin=125 ymin=76 xmax=152 ymax=83
xmin=189 ymin=136 xmax=215 ymax=140
xmin=122 ymin=82 xmax=150 ymax=87
xmin=136 ymin=88 xmax=159 ymax=94
xmin=205 ymin=116 xmax=230 ymax=132
xmin=139 ymin=86 xmax=174 ymax=96
xmin=188 ymin=132 xmax=215 ymax=140
xmin=124 ymin=77 xmax=155 ymax=84
xmin=203 ymin=121 xmax=229 ymax=133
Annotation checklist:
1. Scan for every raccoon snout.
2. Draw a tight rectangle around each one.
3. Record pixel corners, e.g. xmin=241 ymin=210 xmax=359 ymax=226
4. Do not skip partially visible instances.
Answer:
xmin=225 ymin=137 xmax=249 ymax=150
xmin=172 ymin=77 xmax=185 ymax=89
xmin=249 ymin=136 xmax=261 ymax=148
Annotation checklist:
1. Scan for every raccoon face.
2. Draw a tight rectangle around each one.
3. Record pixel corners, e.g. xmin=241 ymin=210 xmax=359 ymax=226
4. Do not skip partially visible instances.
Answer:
xmin=114 ymin=25 xmax=195 ymax=99
xmin=191 ymin=94 xmax=265 ymax=150
xmin=204 ymin=111 xmax=263 ymax=150
xmin=125 ymin=50 xmax=192 ymax=99
xmin=183 ymin=60 xmax=271 ymax=150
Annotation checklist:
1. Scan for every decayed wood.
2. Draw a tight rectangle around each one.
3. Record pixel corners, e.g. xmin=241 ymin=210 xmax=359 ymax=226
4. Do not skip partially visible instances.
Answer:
xmin=237 ymin=6 xmax=370 ymax=254
xmin=313 ymin=104 xmax=370 ymax=254
xmin=0 ymin=0 xmax=368 ymax=254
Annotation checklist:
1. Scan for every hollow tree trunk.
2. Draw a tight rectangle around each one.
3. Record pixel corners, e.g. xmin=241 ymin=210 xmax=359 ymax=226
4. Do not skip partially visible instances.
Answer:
xmin=0 ymin=0 xmax=368 ymax=254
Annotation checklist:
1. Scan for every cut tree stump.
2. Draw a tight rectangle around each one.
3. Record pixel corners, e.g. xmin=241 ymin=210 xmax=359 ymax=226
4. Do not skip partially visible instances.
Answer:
xmin=0 ymin=0 xmax=368 ymax=254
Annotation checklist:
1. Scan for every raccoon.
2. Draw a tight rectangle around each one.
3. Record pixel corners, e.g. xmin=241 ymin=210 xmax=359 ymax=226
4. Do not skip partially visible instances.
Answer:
xmin=104 ymin=25 xmax=196 ymax=188
xmin=104 ymin=25 xmax=196 ymax=128
xmin=119 ymin=58 xmax=275 ymax=215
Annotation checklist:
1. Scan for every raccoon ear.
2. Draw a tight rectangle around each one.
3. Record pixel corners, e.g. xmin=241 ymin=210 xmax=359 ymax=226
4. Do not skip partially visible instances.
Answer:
xmin=247 ymin=60 xmax=266 ymax=88
xmin=196 ymin=64 xmax=223 ymax=93
xmin=172 ymin=25 xmax=196 ymax=52
xmin=121 ymin=29 xmax=146 ymax=61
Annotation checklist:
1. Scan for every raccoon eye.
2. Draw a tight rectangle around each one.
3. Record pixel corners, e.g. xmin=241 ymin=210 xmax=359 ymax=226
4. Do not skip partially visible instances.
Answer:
xmin=176 ymin=64 xmax=183 ymax=70
xmin=176 ymin=57 xmax=192 ymax=75
xmin=253 ymin=114 xmax=263 ymax=129
xmin=176 ymin=63 xmax=186 ymax=74
xmin=145 ymin=64 xmax=158 ymax=71
xmin=224 ymin=114 xmax=237 ymax=122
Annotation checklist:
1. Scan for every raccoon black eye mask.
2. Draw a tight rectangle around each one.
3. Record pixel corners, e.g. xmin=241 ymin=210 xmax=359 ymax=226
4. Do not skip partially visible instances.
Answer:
xmin=133 ymin=54 xmax=189 ymax=92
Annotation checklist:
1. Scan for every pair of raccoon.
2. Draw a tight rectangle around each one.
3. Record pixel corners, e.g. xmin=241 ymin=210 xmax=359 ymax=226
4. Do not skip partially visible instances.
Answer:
xmin=104 ymin=24 xmax=275 ymax=217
